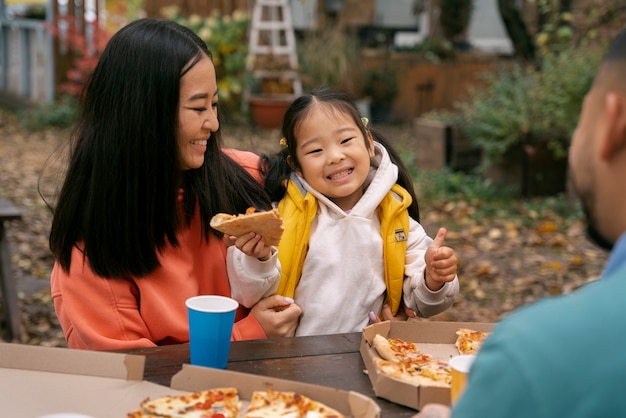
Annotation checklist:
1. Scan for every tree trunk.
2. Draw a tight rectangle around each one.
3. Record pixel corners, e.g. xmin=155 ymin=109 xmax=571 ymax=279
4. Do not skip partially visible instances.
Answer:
xmin=497 ymin=0 xmax=535 ymax=61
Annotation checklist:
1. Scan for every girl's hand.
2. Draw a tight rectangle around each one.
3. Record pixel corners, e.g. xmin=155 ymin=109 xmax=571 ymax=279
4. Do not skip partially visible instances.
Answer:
xmin=368 ymin=304 xmax=417 ymax=324
xmin=224 ymin=232 xmax=273 ymax=261
xmin=251 ymin=295 xmax=302 ymax=337
xmin=424 ymin=227 xmax=458 ymax=291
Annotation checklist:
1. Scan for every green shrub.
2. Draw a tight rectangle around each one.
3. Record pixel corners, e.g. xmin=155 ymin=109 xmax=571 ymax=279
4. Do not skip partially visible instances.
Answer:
xmin=18 ymin=95 xmax=78 ymax=131
xmin=448 ymin=46 xmax=604 ymax=168
xmin=414 ymin=168 xmax=509 ymax=203
xmin=363 ymin=62 xmax=398 ymax=105
xmin=530 ymin=48 xmax=601 ymax=158
xmin=394 ymin=37 xmax=456 ymax=61
xmin=439 ymin=0 xmax=473 ymax=44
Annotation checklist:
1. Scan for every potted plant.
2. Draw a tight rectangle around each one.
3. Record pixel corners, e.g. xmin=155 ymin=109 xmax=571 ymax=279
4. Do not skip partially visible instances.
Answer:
xmin=363 ymin=61 xmax=398 ymax=123
xmin=439 ymin=0 xmax=474 ymax=50
xmin=247 ymin=54 xmax=298 ymax=129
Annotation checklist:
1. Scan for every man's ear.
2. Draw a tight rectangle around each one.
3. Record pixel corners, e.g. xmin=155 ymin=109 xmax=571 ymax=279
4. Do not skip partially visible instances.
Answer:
xmin=600 ymin=92 xmax=626 ymax=160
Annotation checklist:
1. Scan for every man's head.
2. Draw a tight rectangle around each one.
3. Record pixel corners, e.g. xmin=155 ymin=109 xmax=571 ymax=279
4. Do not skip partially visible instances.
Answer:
xmin=569 ymin=29 xmax=626 ymax=250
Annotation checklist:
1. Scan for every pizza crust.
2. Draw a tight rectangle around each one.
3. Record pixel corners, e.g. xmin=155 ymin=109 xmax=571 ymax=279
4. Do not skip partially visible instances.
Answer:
xmin=210 ymin=208 xmax=284 ymax=246
xmin=126 ymin=409 xmax=160 ymax=418
xmin=244 ymin=389 xmax=344 ymax=418
xmin=372 ymin=334 xmax=426 ymax=363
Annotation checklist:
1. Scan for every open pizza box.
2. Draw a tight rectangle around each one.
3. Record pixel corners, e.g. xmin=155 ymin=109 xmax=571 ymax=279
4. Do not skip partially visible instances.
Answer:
xmin=360 ymin=320 xmax=494 ymax=411
xmin=0 ymin=342 xmax=380 ymax=418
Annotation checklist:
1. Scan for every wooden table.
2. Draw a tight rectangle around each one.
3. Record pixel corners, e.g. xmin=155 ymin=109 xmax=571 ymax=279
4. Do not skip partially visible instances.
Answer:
xmin=123 ymin=332 xmax=417 ymax=417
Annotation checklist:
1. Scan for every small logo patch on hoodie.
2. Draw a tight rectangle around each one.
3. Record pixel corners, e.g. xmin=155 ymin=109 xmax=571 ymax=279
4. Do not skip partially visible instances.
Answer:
xmin=394 ymin=229 xmax=407 ymax=242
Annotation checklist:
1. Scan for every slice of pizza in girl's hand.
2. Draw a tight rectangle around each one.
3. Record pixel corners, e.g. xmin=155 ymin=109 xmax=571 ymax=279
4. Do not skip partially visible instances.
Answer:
xmin=210 ymin=207 xmax=284 ymax=246
xmin=126 ymin=387 xmax=346 ymax=418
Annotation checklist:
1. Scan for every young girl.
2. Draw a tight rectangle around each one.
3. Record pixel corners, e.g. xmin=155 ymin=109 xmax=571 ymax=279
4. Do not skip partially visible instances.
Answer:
xmin=45 ymin=18 xmax=300 ymax=350
xmin=230 ymin=88 xmax=459 ymax=336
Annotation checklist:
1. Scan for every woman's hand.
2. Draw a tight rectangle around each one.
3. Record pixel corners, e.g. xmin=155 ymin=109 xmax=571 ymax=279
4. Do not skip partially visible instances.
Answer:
xmin=424 ymin=227 xmax=458 ymax=291
xmin=251 ymin=295 xmax=302 ymax=337
xmin=223 ymin=232 xmax=273 ymax=261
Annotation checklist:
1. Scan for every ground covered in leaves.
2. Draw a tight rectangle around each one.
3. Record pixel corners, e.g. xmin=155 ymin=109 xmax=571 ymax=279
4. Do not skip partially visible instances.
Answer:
xmin=0 ymin=107 xmax=608 ymax=346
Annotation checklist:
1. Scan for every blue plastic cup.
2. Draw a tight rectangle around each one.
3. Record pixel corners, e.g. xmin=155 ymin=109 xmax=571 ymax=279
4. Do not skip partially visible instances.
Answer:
xmin=186 ymin=295 xmax=239 ymax=369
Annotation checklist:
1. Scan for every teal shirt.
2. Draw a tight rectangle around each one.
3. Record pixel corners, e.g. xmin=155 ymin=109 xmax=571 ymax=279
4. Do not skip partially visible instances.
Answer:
xmin=453 ymin=233 xmax=626 ymax=418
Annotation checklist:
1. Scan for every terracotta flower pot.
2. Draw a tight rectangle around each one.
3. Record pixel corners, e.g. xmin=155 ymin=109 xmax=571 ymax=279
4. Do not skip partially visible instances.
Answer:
xmin=249 ymin=96 xmax=294 ymax=129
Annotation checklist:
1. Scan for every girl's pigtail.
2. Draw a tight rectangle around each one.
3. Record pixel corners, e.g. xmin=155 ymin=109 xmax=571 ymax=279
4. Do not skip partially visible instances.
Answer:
xmin=260 ymin=147 xmax=293 ymax=203
xmin=370 ymin=127 xmax=421 ymax=222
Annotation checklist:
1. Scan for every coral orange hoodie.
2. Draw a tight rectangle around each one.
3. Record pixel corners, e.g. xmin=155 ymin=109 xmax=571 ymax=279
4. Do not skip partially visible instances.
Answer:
xmin=50 ymin=149 xmax=268 ymax=350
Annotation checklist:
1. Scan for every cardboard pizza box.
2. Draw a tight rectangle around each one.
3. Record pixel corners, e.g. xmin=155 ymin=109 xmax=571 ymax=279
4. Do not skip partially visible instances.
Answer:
xmin=171 ymin=365 xmax=381 ymax=418
xmin=0 ymin=342 xmax=187 ymax=417
xmin=0 ymin=342 xmax=380 ymax=418
xmin=360 ymin=320 xmax=494 ymax=411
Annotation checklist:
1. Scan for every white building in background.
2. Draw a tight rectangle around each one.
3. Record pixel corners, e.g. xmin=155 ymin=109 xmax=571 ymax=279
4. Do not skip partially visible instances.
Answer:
xmin=467 ymin=0 xmax=514 ymax=54
xmin=291 ymin=0 xmax=513 ymax=55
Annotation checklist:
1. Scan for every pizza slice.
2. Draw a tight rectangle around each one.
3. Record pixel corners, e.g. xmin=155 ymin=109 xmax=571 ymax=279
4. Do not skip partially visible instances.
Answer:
xmin=371 ymin=334 xmax=452 ymax=388
xmin=244 ymin=388 xmax=345 ymax=418
xmin=136 ymin=387 xmax=241 ymax=418
xmin=455 ymin=328 xmax=491 ymax=355
xmin=210 ymin=207 xmax=284 ymax=246
xmin=372 ymin=333 xmax=424 ymax=363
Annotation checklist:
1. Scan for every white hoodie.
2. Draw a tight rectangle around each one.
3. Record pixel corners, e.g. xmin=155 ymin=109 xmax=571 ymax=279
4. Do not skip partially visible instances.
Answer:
xmin=293 ymin=142 xmax=459 ymax=336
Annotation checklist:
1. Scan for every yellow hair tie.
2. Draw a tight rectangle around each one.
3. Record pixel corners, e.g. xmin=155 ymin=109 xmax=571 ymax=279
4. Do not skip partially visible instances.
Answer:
xmin=279 ymin=137 xmax=287 ymax=147
xmin=361 ymin=117 xmax=369 ymax=127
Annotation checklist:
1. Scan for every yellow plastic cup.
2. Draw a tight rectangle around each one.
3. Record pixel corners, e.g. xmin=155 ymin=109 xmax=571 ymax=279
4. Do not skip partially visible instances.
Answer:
xmin=449 ymin=355 xmax=476 ymax=404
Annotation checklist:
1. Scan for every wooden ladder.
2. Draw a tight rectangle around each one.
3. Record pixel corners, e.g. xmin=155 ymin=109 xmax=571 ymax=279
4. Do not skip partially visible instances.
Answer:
xmin=247 ymin=0 xmax=302 ymax=97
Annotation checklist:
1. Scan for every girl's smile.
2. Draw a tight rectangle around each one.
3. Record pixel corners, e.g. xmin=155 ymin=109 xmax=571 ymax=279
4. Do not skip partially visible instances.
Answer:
xmin=326 ymin=167 xmax=354 ymax=181
xmin=294 ymin=105 xmax=374 ymax=211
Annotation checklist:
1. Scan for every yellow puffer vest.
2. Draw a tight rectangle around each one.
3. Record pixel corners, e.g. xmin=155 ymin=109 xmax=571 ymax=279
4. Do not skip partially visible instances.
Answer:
xmin=276 ymin=178 xmax=412 ymax=315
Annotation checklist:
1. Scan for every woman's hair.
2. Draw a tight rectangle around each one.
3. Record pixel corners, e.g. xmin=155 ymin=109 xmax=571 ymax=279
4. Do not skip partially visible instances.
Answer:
xmin=261 ymin=87 xmax=420 ymax=221
xmin=47 ymin=18 xmax=272 ymax=278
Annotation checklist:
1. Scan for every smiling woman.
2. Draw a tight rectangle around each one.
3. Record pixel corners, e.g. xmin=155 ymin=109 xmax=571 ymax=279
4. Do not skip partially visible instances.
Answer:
xmin=42 ymin=18 xmax=302 ymax=350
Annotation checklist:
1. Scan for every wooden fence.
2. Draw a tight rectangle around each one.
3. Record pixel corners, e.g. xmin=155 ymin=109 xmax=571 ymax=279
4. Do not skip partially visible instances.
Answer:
xmin=0 ymin=0 xmax=98 ymax=105
xmin=363 ymin=51 xmax=504 ymax=122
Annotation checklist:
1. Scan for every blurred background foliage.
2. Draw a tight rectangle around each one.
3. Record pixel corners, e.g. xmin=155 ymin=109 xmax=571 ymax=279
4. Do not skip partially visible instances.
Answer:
xmin=433 ymin=45 xmax=604 ymax=168
xmin=162 ymin=6 xmax=252 ymax=121
xmin=12 ymin=0 xmax=626 ymax=194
